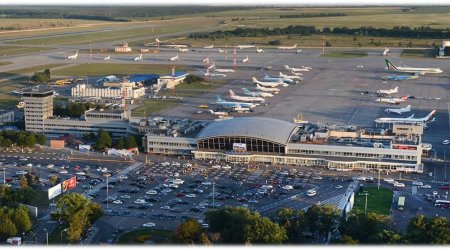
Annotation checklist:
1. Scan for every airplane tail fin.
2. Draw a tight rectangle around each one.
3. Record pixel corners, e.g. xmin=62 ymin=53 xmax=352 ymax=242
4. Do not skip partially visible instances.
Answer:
xmin=406 ymin=105 xmax=411 ymax=109
xmin=229 ymin=89 xmax=236 ymax=97
xmin=294 ymin=44 xmax=297 ymax=48
xmin=242 ymin=88 xmax=250 ymax=94
xmin=401 ymin=96 xmax=408 ymax=100
xmin=252 ymin=77 xmax=258 ymax=83
xmin=385 ymin=59 xmax=397 ymax=70
xmin=393 ymin=86 xmax=399 ymax=92
xmin=425 ymin=110 xmax=436 ymax=121
xmin=216 ymin=96 xmax=224 ymax=102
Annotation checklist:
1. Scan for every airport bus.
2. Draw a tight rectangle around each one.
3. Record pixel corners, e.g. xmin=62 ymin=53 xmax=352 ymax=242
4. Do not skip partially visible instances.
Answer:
xmin=434 ymin=200 xmax=450 ymax=208
xmin=397 ymin=196 xmax=405 ymax=210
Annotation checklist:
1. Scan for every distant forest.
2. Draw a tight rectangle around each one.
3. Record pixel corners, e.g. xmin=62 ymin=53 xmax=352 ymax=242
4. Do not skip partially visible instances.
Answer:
xmin=190 ymin=25 xmax=450 ymax=39
xmin=0 ymin=6 xmax=250 ymax=21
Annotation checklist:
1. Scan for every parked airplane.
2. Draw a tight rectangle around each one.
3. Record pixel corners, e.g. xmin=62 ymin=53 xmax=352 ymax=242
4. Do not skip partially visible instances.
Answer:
xmin=385 ymin=59 xmax=443 ymax=75
xmin=284 ymin=65 xmax=309 ymax=72
xmin=169 ymin=54 xmax=179 ymax=61
xmin=236 ymin=45 xmax=255 ymax=49
xmin=208 ymin=109 xmax=228 ymax=116
xmin=382 ymin=74 xmax=419 ymax=81
xmin=278 ymin=44 xmax=297 ymax=50
xmin=289 ymin=71 xmax=303 ymax=76
xmin=202 ymin=57 xmax=209 ymax=64
xmin=385 ymin=105 xmax=412 ymax=115
xmin=155 ymin=38 xmax=188 ymax=48
xmin=201 ymin=69 xmax=226 ymax=77
xmin=279 ymin=72 xmax=303 ymax=80
xmin=375 ymin=110 xmax=436 ymax=124
xmin=256 ymin=84 xmax=280 ymax=93
xmin=242 ymin=88 xmax=274 ymax=97
xmin=252 ymin=77 xmax=285 ymax=88
xmin=67 ymin=50 xmax=78 ymax=60
xmin=207 ymin=63 xmax=215 ymax=70
xmin=104 ymin=55 xmax=111 ymax=61
xmin=218 ymin=48 xmax=225 ymax=53
xmin=134 ymin=53 xmax=143 ymax=61
xmin=376 ymin=86 xmax=399 ymax=96
xmin=241 ymin=55 xmax=249 ymax=63
xmin=264 ymin=73 xmax=295 ymax=84
xmin=382 ymin=47 xmax=390 ymax=56
xmin=256 ymin=47 xmax=264 ymax=53
xmin=216 ymin=96 xmax=256 ymax=109
xmin=214 ymin=67 xmax=235 ymax=73
xmin=229 ymin=90 xmax=265 ymax=102
xmin=375 ymin=96 xmax=408 ymax=105
xmin=296 ymin=49 xmax=302 ymax=54
xmin=203 ymin=44 xmax=214 ymax=49
xmin=179 ymin=48 xmax=189 ymax=53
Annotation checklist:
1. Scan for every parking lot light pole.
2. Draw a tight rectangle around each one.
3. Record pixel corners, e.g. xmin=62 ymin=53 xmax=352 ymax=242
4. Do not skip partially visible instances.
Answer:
xmin=43 ymin=229 xmax=48 ymax=246
xmin=61 ymin=228 xmax=67 ymax=242
xmin=2 ymin=168 xmax=5 ymax=185
xmin=378 ymin=168 xmax=381 ymax=190
xmin=212 ymin=182 xmax=215 ymax=209
xmin=363 ymin=193 xmax=369 ymax=214
xmin=104 ymin=173 xmax=111 ymax=211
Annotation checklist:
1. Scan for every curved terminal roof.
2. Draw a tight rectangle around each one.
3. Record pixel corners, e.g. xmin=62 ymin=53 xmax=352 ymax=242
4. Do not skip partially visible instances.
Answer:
xmin=196 ymin=117 xmax=298 ymax=145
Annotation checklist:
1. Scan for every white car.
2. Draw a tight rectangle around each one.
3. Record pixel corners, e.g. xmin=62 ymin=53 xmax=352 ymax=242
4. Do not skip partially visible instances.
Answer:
xmin=394 ymin=182 xmax=405 ymax=188
xmin=248 ymin=199 xmax=259 ymax=203
xmin=312 ymin=176 xmax=323 ymax=180
xmin=26 ymin=163 xmax=33 ymax=167
xmin=433 ymin=191 xmax=438 ymax=195
xmin=19 ymin=158 xmax=27 ymax=161
xmin=168 ymin=184 xmax=179 ymax=189
xmin=412 ymin=181 xmax=423 ymax=186
xmin=134 ymin=199 xmax=146 ymax=204
xmin=120 ymin=195 xmax=131 ymax=199
xmin=112 ymin=200 xmax=123 ymax=204
xmin=160 ymin=205 xmax=171 ymax=210
xmin=261 ymin=185 xmax=273 ymax=189
xmin=186 ymin=194 xmax=196 ymax=198
xmin=443 ymin=140 xmax=450 ymax=145
xmin=211 ymin=165 xmax=221 ymax=169
xmin=183 ymin=163 xmax=192 ymax=168
xmin=161 ymin=162 xmax=170 ymax=166
xmin=143 ymin=222 xmax=155 ymax=228
xmin=174 ymin=173 xmax=179 ymax=177
xmin=96 ymin=167 xmax=102 ymax=172
xmin=335 ymin=185 xmax=343 ymax=189
xmin=171 ymin=162 xmax=181 ymax=167
xmin=59 ymin=169 xmax=68 ymax=174
xmin=101 ymin=168 xmax=108 ymax=173
xmin=47 ymin=164 xmax=54 ymax=169
xmin=306 ymin=189 xmax=317 ymax=197
xmin=76 ymin=172 xmax=86 ymax=176
xmin=282 ymin=185 xmax=293 ymax=190
xmin=146 ymin=190 xmax=158 ymax=195
xmin=222 ymin=165 xmax=232 ymax=170
xmin=119 ymin=175 xmax=128 ymax=180
xmin=420 ymin=185 xmax=432 ymax=189
xmin=384 ymin=178 xmax=395 ymax=183
xmin=202 ymin=182 xmax=212 ymax=186
xmin=173 ymin=179 xmax=184 ymax=185
xmin=15 ymin=171 xmax=27 ymax=175
xmin=279 ymin=171 xmax=289 ymax=176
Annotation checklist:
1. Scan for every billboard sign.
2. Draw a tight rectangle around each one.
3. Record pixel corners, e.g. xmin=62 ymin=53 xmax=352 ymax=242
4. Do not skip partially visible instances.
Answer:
xmin=79 ymin=144 xmax=91 ymax=153
xmin=233 ymin=143 xmax=247 ymax=152
xmin=62 ymin=176 xmax=77 ymax=192
xmin=48 ymin=183 xmax=62 ymax=200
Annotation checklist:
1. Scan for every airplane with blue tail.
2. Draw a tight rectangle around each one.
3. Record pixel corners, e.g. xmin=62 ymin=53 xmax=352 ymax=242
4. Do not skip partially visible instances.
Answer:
xmin=382 ymin=74 xmax=419 ymax=81
xmin=264 ymin=73 xmax=296 ymax=84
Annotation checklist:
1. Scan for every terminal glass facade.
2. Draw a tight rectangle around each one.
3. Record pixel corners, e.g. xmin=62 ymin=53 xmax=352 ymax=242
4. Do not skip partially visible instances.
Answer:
xmin=197 ymin=136 xmax=285 ymax=154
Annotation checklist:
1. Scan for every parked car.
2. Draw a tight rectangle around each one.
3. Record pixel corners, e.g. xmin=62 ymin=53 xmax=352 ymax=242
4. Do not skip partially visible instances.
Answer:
xmin=142 ymin=222 xmax=155 ymax=228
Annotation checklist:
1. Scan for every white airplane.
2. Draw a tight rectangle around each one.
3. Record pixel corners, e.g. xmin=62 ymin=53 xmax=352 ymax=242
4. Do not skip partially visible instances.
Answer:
xmin=216 ymin=96 xmax=256 ymax=109
xmin=252 ymin=77 xmax=285 ymax=88
xmin=229 ymin=90 xmax=265 ymax=102
xmin=214 ymin=67 xmax=235 ymax=73
xmin=289 ymin=71 xmax=303 ymax=76
xmin=296 ymin=49 xmax=302 ymax=54
xmin=179 ymin=48 xmax=189 ymax=53
xmin=382 ymin=47 xmax=390 ymax=56
xmin=202 ymin=57 xmax=209 ymax=64
xmin=279 ymin=72 xmax=303 ymax=80
xmin=256 ymin=84 xmax=280 ymax=93
xmin=241 ymin=55 xmax=249 ymax=63
xmin=207 ymin=62 xmax=215 ymax=70
xmin=264 ymin=73 xmax=294 ymax=85
xmin=385 ymin=59 xmax=443 ymax=75
xmin=169 ymin=54 xmax=179 ymax=61
xmin=278 ymin=44 xmax=297 ymax=50
xmin=203 ymin=44 xmax=214 ymax=49
xmin=385 ymin=105 xmax=412 ymax=115
xmin=208 ymin=109 xmax=228 ymax=116
xmin=236 ymin=45 xmax=255 ymax=49
xmin=218 ymin=48 xmax=225 ymax=53
xmin=284 ymin=65 xmax=309 ymax=72
xmin=155 ymin=38 xmax=188 ymax=48
xmin=242 ymin=88 xmax=273 ymax=97
xmin=375 ymin=96 xmax=408 ymax=105
xmin=67 ymin=50 xmax=78 ymax=60
xmin=201 ymin=69 xmax=226 ymax=77
xmin=155 ymin=37 xmax=161 ymax=44
xmin=134 ymin=53 xmax=143 ymax=61
xmin=376 ymin=86 xmax=399 ymax=96
xmin=256 ymin=47 xmax=264 ymax=53
xmin=375 ymin=110 xmax=436 ymax=124
xmin=103 ymin=55 xmax=111 ymax=61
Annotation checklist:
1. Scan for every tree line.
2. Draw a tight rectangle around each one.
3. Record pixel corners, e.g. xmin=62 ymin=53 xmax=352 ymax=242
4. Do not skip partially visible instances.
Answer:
xmin=173 ymin=206 xmax=450 ymax=245
xmin=53 ymin=102 xmax=106 ymax=117
xmin=31 ymin=68 xmax=50 ymax=83
xmin=280 ymin=13 xmax=346 ymax=18
xmin=0 ymin=130 xmax=46 ymax=148
xmin=83 ymin=129 xmax=138 ymax=151
xmin=189 ymin=25 xmax=450 ymax=40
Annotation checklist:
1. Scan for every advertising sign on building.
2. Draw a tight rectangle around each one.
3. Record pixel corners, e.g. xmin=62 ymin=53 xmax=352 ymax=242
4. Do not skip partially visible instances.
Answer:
xmin=62 ymin=176 xmax=77 ymax=192
xmin=79 ymin=144 xmax=91 ymax=152
xmin=233 ymin=143 xmax=247 ymax=152
xmin=48 ymin=183 xmax=62 ymax=200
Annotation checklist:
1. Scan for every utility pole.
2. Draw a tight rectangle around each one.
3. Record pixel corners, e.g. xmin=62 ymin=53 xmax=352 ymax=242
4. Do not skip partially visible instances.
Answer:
xmin=378 ymin=168 xmax=381 ymax=190
xmin=212 ymin=182 xmax=215 ymax=209
xmin=2 ymin=168 xmax=5 ymax=185
xmin=363 ymin=192 xmax=369 ymax=214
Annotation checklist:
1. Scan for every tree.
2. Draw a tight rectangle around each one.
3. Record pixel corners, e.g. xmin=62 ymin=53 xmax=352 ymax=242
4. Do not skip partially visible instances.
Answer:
xmin=36 ymin=133 xmax=46 ymax=145
xmin=243 ymin=216 xmax=287 ymax=244
xmin=25 ymin=132 xmax=36 ymax=147
xmin=339 ymin=235 xmax=359 ymax=245
xmin=0 ymin=216 xmax=17 ymax=241
xmin=125 ymin=135 xmax=138 ymax=149
xmin=340 ymin=209 xmax=393 ymax=244
xmin=175 ymin=218 xmax=203 ymax=243
xmin=48 ymin=175 xmax=60 ymax=185
xmin=115 ymin=137 xmax=125 ymax=149
xmin=406 ymin=215 xmax=450 ymax=244
xmin=375 ymin=229 xmax=403 ymax=244
xmin=31 ymin=68 xmax=51 ymax=83
xmin=276 ymin=208 xmax=306 ymax=243
xmin=13 ymin=206 xmax=32 ymax=233
xmin=19 ymin=175 xmax=29 ymax=189
xmin=95 ymin=130 xmax=112 ymax=150
xmin=199 ymin=232 xmax=212 ymax=245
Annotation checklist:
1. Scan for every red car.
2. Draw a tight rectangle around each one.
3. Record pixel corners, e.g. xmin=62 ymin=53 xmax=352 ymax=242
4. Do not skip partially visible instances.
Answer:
xmin=74 ymin=166 xmax=81 ymax=171
xmin=439 ymin=185 xmax=450 ymax=190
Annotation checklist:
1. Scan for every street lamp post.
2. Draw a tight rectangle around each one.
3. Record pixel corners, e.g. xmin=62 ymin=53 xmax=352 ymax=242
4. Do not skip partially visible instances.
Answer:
xmin=363 ymin=192 xmax=369 ymax=214
xmin=378 ymin=168 xmax=381 ymax=190
xmin=212 ymin=182 xmax=215 ymax=209
xmin=2 ymin=168 xmax=5 ymax=185
xmin=61 ymin=228 xmax=68 ymax=242
xmin=43 ymin=229 xmax=48 ymax=246
xmin=104 ymin=173 xmax=111 ymax=211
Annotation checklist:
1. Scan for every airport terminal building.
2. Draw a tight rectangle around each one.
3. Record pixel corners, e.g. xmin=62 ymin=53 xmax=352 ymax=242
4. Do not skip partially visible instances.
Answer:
xmin=144 ymin=117 xmax=424 ymax=173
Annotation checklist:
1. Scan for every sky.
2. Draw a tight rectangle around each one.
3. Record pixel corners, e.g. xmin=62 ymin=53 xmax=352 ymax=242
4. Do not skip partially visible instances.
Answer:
xmin=1 ymin=0 xmax=450 ymax=5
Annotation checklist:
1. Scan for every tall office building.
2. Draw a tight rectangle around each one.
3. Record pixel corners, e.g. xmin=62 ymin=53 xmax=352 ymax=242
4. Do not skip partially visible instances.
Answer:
xmin=22 ymin=85 xmax=54 ymax=133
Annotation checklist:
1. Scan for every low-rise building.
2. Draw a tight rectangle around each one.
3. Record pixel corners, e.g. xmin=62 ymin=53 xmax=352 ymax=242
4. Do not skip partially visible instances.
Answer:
xmin=115 ymin=42 xmax=132 ymax=52
xmin=71 ymin=83 xmax=146 ymax=99
xmin=0 ymin=110 xmax=14 ymax=124
xmin=157 ymin=71 xmax=189 ymax=89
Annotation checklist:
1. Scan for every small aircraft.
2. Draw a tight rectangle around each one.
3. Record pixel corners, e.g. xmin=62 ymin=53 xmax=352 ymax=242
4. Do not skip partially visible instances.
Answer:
xmin=169 ymin=54 xmax=179 ymax=61
xmin=252 ymin=77 xmax=286 ymax=88
xmin=264 ymin=73 xmax=296 ymax=84
xmin=214 ymin=67 xmax=235 ymax=73
xmin=278 ymin=44 xmax=297 ymax=50
xmin=216 ymin=96 xmax=256 ymax=109
xmin=134 ymin=53 xmax=143 ymax=61
xmin=202 ymin=57 xmax=209 ymax=64
xmin=256 ymin=47 xmax=264 ymax=53
xmin=382 ymin=47 xmax=390 ymax=56
xmin=67 ymin=50 xmax=79 ymax=60
xmin=382 ymin=74 xmax=419 ymax=81
xmin=375 ymin=96 xmax=408 ymax=105
xmin=201 ymin=69 xmax=226 ymax=77
xmin=376 ymin=86 xmax=399 ymax=96
xmin=385 ymin=105 xmax=412 ymax=115
xmin=208 ymin=109 xmax=228 ymax=116
xmin=241 ymin=55 xmax=249 ymax=63
xmin=229 ymin=90 xmax=265 ymax=102
xmin=236 ymin=45 xmax=255 ymax=49
xmin=218 ymin=48 xmax=225 ymax=53
xmin=385 ymin=59 xmax=443 ymax=75
xmin=375 ymin=110 xmax=436 ymax=124
xmin=203 ymin=44 xmax=214 ymax=49
xmin=296 ymin=49 xmax=302 ymax=54
xmin=279 ymin=72 xmax=303 ymax=80
xmin=242 ymin=88 xmax=274 ymax=97
xmin=179 ymin=48 xmax=189 ymax=53
xmin=103 ymin=55 xmax=111 ymax=61
xmin=256 ymin=84 xmax=280 ymax=93
xmin=207 ymin=63 xmax=215 ymax=70
xmin=284 ymin=65 xmax=310 ymax=72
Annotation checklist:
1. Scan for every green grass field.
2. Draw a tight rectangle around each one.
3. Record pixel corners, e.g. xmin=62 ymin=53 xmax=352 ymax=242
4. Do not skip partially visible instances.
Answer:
xmin=400 ymin=48 xmax=437 ymax=58
xmin=161 ymin=81 xmax=223 ymax=97
xmin=52 ymin=63 xmax=191 ymax=77
xmin=0 ymin=46 xmax=54 ymax=56
xmin=353 ymin=187 xmax=393 ymax=215
xmin=0 ymin=61 xmax=12 ymax=66
xmin=117 ymin=229 xmax=175 ymax=244
xmin=131 ymin=99 xmax=181 ymax=116
xmin=321 ymin=51 xmax=368 ymax=58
